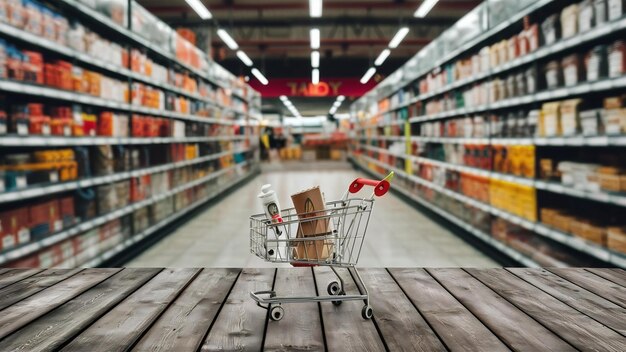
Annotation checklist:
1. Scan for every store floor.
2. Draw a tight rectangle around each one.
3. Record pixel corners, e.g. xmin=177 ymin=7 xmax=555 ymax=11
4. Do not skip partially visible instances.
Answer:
xmin=127 ymin=162 xmax=498 ymax=267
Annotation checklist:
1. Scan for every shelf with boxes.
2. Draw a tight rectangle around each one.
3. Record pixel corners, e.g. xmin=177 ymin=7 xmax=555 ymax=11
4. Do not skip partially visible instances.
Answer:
xmin=350 ymin=155 xmax=542 ymax=267
xmin=0 ymin=163 xmax=253 ymax=267
xmin=352 ymin=152 xmax=625 ymax=267
xmin=0 ymin=160 xmax=255 ymax=267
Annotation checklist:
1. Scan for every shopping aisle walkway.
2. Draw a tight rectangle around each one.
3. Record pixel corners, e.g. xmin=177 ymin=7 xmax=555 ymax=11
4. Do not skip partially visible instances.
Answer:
xmin=128 ymin=162 xmax=498 ymax=267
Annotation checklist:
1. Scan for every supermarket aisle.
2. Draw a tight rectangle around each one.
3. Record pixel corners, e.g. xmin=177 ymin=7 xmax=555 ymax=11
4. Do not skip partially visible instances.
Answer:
xmin=128 ymin=162 xmax=497 ymax=267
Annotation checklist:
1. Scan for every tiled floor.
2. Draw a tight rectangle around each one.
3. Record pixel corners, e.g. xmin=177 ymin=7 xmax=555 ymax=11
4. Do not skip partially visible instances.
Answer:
xmin=127 ymin=162 xmax=498 ymax=268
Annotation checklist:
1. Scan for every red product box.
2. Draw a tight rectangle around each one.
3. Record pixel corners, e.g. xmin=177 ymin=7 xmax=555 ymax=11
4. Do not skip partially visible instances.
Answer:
xmin=60 ymin=196 xmax=75 ymax=227
xmin=132 ymin=114 xmax=145 ymax=137
xmin=98 ymin=111 xmax=114 ymax=136
xmin=29 ymin=201 xmax=51 ymax=236
xmin=2 ymin=207 xmax=30 ymax=248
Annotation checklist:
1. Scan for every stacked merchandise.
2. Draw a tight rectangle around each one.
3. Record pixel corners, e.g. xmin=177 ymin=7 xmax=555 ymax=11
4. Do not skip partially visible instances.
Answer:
xmin=351 ymin=0 xmax=626 ymax=267
xmin=0 ymin=0 xmax=260 ymax=268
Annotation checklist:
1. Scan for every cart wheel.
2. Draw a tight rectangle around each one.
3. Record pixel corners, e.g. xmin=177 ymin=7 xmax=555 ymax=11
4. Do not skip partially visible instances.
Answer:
xmin=332 ymin=290 xmax=345 ymax=306
xmin=361 ymin=305 xmax=373 ymax=319
xmin=269 ymin=305 xmax=284 ymax=321
xmin=327 ymin=281 xmax=341 ymax=295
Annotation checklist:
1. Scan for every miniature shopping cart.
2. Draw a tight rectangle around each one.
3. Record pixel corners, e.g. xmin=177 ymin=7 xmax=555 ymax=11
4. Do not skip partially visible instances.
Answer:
xmin=249 ymin=172 xmax=393 ymax=321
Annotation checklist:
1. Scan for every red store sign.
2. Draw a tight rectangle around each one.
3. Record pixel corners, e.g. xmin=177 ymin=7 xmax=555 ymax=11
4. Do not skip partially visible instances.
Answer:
xmin=248 ymin=77 xmax=380 ymax=98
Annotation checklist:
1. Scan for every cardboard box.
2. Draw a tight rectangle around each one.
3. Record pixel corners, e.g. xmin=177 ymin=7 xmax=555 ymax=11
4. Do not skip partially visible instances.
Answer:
xmin=608 ymin=227 xmax=626 ymax=254
xmin=290 ymin=186 xmax=333 ymax=261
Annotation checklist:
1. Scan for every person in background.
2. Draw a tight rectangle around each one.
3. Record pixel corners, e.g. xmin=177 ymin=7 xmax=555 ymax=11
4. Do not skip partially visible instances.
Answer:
xmin=260 ymin=127 xmax=271 ymax=161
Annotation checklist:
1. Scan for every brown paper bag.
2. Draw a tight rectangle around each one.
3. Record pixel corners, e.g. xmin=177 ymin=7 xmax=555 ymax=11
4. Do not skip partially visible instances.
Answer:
xmin=290 ymin=186 xmax=333 ymax=261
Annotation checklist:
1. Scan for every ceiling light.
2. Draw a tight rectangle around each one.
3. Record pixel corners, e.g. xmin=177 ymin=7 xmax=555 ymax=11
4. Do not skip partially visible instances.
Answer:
xmin=251 ymin=68 xmax=268 ymax=85
xmin=360 ymin=67 xmax=376 ymax=84
xmin=311 ymin=51 xmax=320 ymax=68
xmin=312 ymin=69 xmax=319 ymax=84
xmin=388 ymin=27 xmax=409 ymax=49
xmin=279 ymin=95 xmax=288 ymax=102
xmin=329 ymin=106 xmax=337 ymax=115
xmin=337 ymin=95 xmax=345 ymax=102
xmin=284 ymin=100 xmax=293 ymax=107
xmin=217 ymin=29 xmax=238 ymax=50
xmin=185 ymin=0 xmax=212 ymax=19
xmin=310 ymin=28 xmax=320 ymax=49
xmin=333 ymin=101 xmax=341 ymax=108
xmin=236 ymin=50 xmax=253 ymax=66
xmin=310 ymin=0 xmax=322 ymax=18
xmin=374 ymin=49 xmax=391 ymax=66
xmin=414 ymin=0 xmax=439 ymax=18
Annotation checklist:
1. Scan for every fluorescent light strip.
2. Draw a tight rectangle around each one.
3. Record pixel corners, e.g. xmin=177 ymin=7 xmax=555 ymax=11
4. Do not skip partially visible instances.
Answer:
xmin=185 ymin=0 xmax=212 ymax=19
xmin=414 ymin=0 xmax=439 ymax=18
xmin=310 ymin=28 xmax=320 ymax=49
xmin=236 ymin=50 xmax=253 ymax=66
xmin=388 ymin=27 xmax=409 ymax=49
xmin=360 ymin=67 xmax=376 ymax=84
xmin=311 ymin=51 xmax=320 ymax=68
xmin=312 ymin=69 xmax=320 ymax=84
xmin=374 ymin=49 xmax=391 ymax=66
xmin=337 ymin=95 xmax=345 ymax=102
xmin=217 ymin=29 xmax=239 ymax=50
xmin=279 ymin=95 xmax=288 ymax=102
xmin=310 ymin=0 xmax=322 ymax=18
xmin=251 ymin=68 xmax=269 ymax=85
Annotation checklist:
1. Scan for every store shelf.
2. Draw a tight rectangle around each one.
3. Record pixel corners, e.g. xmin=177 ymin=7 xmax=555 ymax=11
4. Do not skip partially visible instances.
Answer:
xmin=359 ymin=142 xmax=626 ymax=207
xmin=0 ymin=161 xmax=252 ymax=266
xmin=398 ymin=16 xmax=626 ymax=108
xmin=0 ymin=134 xmax=246 ymax=147
xmin=350 ymin=156 xmax=540 ymax=267
xmin=58 ymin=0 xmax=226 ymax=89
xmin=82 ymin=167 xmax=257 ymax=267
xmin=408 ymin=76 xmax=626 ymax=124
xmin=406 ymin=135 xmax=626 ymax=147
xmin=354 ymin=153 xmax=626 ymax=268
xmin=0 ymin=148 xmax=252 ymax=205
xmin=0 ymin=80 xmax=241 ymax=126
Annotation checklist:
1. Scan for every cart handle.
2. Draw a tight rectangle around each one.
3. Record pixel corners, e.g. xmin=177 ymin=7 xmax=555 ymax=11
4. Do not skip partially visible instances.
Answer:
xmin=349 ymin=171 xmax=393 ymax=197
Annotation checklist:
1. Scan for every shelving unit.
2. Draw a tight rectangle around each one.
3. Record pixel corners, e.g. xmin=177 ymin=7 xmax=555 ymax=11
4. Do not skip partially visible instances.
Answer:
xmin=350 ymin=0 xmax=626 ymax=267
xmin=0 ymin=0 xmax=261 ymax=268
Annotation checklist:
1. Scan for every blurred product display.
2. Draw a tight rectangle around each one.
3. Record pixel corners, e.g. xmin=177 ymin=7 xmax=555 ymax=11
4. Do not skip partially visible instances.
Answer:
xmin=350 ymin=0 xmax=626 ymax=268
xmin=0 ymin=0 xmax=261 ymax=268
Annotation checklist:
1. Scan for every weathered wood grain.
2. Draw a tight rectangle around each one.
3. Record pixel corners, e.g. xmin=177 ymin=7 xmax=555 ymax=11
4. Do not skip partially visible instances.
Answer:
xmin=0 ymin=269 xmax=43 ymax=290
xmin=0 ymin=268 xmax=160 ymax=352
xmin=313 ymin=266 xmax=386 ymax=352
xmin=263 ymin=268 xmax=324 ymax=352
xmin=133 ymin=268 xmax=240 ymax=352
xmin=468 ymin=268 xmax=626 ymax=351
xmin=428 ymin=268 xmax=575 ymax=351
xmin=200 ymin=268 xmax=275 ymax=352
xmin=0 ymin=269 xmax=82 ymax=311
xmin=0 ymin=268 xmax=10 ymax=276
xmin=360 ymin=268 xmax=446 ymax=352
xmin=62 ymin=268 xmax=199 ymax=352
xmin=547 ymin=268 xmax=626 ymax=309
xmin=585 ymin=268 xmax=626 ymax=287
xmin=388 ymin=268 xmax=509 ymax=352
xmin=0 ymin=268 xmax=118 ymax=339
xmin=509 ymin=268 xmax=626 ymax=336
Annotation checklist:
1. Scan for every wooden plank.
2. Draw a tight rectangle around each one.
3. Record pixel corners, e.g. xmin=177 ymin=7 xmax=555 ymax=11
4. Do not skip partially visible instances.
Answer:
xmin=585 ymin=268 xmax=626 ymax=287
xmin=389 ymin=268 xmax=508 ymax=352
xmin=0 ymin=268 xmax=119 ymax=339
xmin=0 ymin=269 xmax=44 ymax=290
xmin=547 ymin=268 xmax=626 ymax=309
xmin=0 ymin=268 xmax=161 ymax=352
xmin=0 ymin=268 xmax=82 ymax=311
xmin=360 ymin=268 xmax=446 ymax=352
xmin=508 ymin=268 xmax=626 ymax=336
xmin=263 ymin=268 xmax=324 ymax=352
xmin=199 ymin=268 xmax=275 ymax=352
xmin=133 ymin=268 xmax=241 ymax=352
xmin=313 ymin=266 xmax=386 ymax=351
xmin=468 ymin=268 xmax=626 ymax=351
xmin=0 ymin=268 xmax=10 ymax=276
xmin=427 ymin=268 xmax=575 ymax=351
xmin=63 ymin=268 xmax=199 ymax=352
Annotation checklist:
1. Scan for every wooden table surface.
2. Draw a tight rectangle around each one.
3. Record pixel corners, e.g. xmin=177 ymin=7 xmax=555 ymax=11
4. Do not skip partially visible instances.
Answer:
xmin=0 ymin=267 xmax=624 ymax=351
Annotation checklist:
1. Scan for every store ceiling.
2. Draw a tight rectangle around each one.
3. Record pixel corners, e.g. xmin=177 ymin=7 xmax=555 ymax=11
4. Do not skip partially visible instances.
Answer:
xmin=137 ymin=0 xmax=480 ymax=117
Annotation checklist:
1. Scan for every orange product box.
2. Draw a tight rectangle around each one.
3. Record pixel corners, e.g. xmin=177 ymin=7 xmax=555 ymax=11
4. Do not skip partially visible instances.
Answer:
xmin=132 ymin=115 xmax=145 ymax=137
xmin=98 ymin=111 xmax=114 ymax=136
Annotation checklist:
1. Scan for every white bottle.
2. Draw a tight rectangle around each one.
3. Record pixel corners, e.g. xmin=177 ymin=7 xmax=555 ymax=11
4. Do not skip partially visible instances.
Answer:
xmin=258 ymin=184 xmax=287 ymax=261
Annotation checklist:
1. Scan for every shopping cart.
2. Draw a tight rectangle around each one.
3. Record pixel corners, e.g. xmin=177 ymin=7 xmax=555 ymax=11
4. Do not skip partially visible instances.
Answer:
xmin=249 ymin=172 xmax=393 ymax=321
